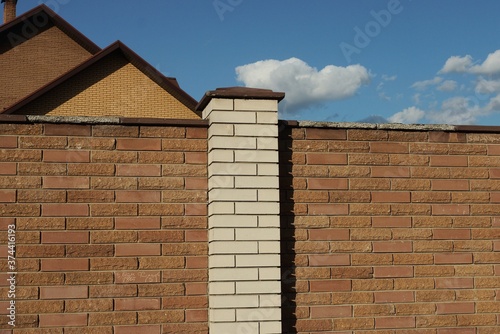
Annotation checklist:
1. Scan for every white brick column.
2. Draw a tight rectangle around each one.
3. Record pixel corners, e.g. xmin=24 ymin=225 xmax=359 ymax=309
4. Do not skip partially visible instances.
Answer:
xmin=197 ymin=87 xmax=285 ymax=334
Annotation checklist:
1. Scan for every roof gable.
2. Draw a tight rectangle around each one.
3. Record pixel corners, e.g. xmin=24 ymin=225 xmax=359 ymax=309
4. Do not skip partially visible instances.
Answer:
xmin=3 ymin=41 xmax=200 ymax=118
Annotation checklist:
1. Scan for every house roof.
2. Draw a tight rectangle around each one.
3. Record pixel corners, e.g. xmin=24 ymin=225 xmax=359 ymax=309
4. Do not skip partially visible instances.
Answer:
xmin=1 ymin=40 xmax=199 ymax=115
xmin=0 ymin=4 xmax=100 ymax=54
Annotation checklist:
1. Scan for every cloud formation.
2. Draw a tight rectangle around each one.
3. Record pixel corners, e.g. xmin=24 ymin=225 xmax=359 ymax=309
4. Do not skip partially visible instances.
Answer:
xmin=235 ymin=57 xmax=370 ymax=114
xmin=388 ymin=106 xmax=425 ymax=124
xmin=439 ymin=50 xmax=500 ymax=75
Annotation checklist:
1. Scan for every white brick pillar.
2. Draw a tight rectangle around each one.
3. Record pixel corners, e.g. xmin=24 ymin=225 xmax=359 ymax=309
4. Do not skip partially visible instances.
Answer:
xmin=197 ymin=87 xmax=285 ymax=334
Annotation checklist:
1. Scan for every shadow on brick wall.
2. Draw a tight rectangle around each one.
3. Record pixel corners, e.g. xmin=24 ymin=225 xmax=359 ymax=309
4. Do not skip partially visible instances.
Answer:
xmin=279 ymin=123 xmax=298 ymax=334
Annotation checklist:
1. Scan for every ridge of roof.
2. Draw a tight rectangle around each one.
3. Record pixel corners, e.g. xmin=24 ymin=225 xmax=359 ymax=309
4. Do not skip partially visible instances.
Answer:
xmin=1 ymin=40 xmax=198 ymax=115
xmin=0 ymin=4 xmax=100 ymax=54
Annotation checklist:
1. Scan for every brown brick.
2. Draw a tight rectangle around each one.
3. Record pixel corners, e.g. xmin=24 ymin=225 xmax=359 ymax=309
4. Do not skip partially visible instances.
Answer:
xmin=161 ymin=190 xmax=207 ymax=203
xmin=42 ymin=203 xmax=88 ymax=217
xmin=93 ymin=125 xmax=139 ymax=137
xmin=90 ymin=203 xmax=137 ymax=216
xmin=92 ymin=177 xmax=137 ymax=190
xmin=332 ymin=317 xmax=374 ymax=331
xmin=16 ymin=217 xmax=65 ymax=230
xmin=372 ymin=217 xmax=411 ymax=228
xmin=185 ymin=152 xmax=207 ymax=164
xmin=90 ymin=258 xmax=138 ymax=271
xmin=375 ymin=291 xmax=414 ymax=303
xmin=20 ymin=136 xmax=67 ymax=149
xmin=90 ymin=285 xmax=138 ymax=298
xmin=139 ymin=177 xmax=184 ymax=190
xmin=16 ymin=300 xmax=64 ymax=314
xmin=67 ymin=137 xmax=115 ymax=150
xmin=433 ymin=229 xmax=471 ymax=240
xmin=67 ymin=217 xmax=113 ymax=230
xmin=43 ymin=176 xmax=89 ymax=189
xmin=116 ymin=190 xmax=161 ymax=203
xmin=350 ymin=178 xmax=390 ymax=190
xmin=307 ymin=153 xmax=347 ymax=165
xmin=432 ymin=204 xmax=469 ymax=216
xmin=138 ymin=204 xmax=184 ymax=216
xmin=91 ymin=231 xmax=137 ymax=243
xmin=115 ymin=298 xmax=161 ymax=311
xmin=115 ymin=271 xmax=161 ymax=284
xmin=372 ymin=191 xmax=410 ymax=203
xmin=373 ymin=241 xmax=412 ymax=253
xmin=457 ymin=314 xmax=497 ymax=326
xmin=430 ymin=155 xmax=468 ymax=166
xmin=309 ymin=228 xmax=349 ymax=241
xmin=68 ymin=163 xmax=115 ymax=176
xmin=17 ymin=190 xmax=66 ymax=203
xmin=306 ymin=128 xmax=346 ymax=140
xmin=45 ymin=124 xmax=91 ymax=136
xmin=116 ymin=164 xmax=161 ymax=176
xmin=64 ymin=299 xmax=113 ymax=313
xmin=0 ymin=162 xmax=16 ymax=175
xmin=138 ymin=283 xmax=184 ymax=296
xmin=307 ymin=178 xmax=348 ymax=190
xmin=0 ymin=149 xmax=41 ymax=162
xmin=18 ymin=162 xmax=66 ymax=176
xmin=185 ymin=282 xmax=207 ymax=295
xmin=373 ymin=266 xmax=413 ymax=278
xmin=114 ymin=325 xmax=160 ymax=334
xmin=117 ymin=138 xmax=162 ymax=151
xmin=67 ymin=190 xmax=114 ymax=203
xmin=66 ymin=245 xmax=114 ymax=257
xmin=394 ymin=278 xmax=435 ymax=290
xmin=350 ymin=203 xmax=391 ymax=215
xmin=370 ymin=142 xmax=408 ymax=153
xmin=91 ymin=151 xmax=137 ymax=163
xmin=436 ymin=278 xmax=474 ymax=289
xmin=40 ymin=286 xmax=88 ymax=299
xmin=139 ymin=257 xmax=185 ymax=270
xmin=43 ymin=150 xmax=90 ymax=163
xmin=375 ymin=316 xmax=415 ymax=329
xmin=16 ymin=273 xmax=63 ymax=286
xmin=116 ymin=217 xmax=161 ymax=230
xmin=88 ymin=312 xmax=137 ymax=326
xmin=309 ymin=280 xmax=351 ymax=292
xmin=308 ymin=254 xmax=350 ymax=267
xmin=41 ymin=258 xmax=89 ymax=271
xmin=349 ymin=153 xmax=389 ymax=165
xmin=0 ymin=190 xmax=15 ymax=203
xmin=393 ymin=253 xmax=433 ymax=265
xmin=351 ymin=253 xmax=393 ymax=266
xmin=0 ymin=136 xmax=17 ymax=148
xmin=162 ymin=139 xmax=206 ymax=152
xmin=432 ymin=180 xmax=469 ymax=191
xmin=39 ymin=314 xmax=87 ymax=327
xmin=437 ymin=302 xmax=475 ymax=314
xmin=41 ymin=231 xmax=89 ymax=243
xmin=115 ymin=244 xmax=161 ymax=256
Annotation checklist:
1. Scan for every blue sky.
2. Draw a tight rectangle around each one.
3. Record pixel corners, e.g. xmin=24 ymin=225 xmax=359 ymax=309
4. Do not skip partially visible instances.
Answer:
xmin=12 ymin=0 xmax=500 ymax=124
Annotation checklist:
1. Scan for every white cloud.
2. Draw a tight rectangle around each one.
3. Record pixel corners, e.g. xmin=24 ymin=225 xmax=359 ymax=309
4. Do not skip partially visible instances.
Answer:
xmin=470 ymin=50 xmax=500 ymax=75
xmin=411 ymin=77 xmax=443 ymax=90
xmin=439 ymin=50 xmax=500 ymax=76
xmin=485 ymin=94 xmax=500 ymax=112
xmin=235 ymin=57 xmax=370 ymax=114
xmin=475 ymin=78 xmax=500 ymax=94
xmin=382 ymin=74 xmax=397 ymax=81
xmin=437 ymin=80 xmax=457 ymax=92
xmin=388 ymin=106 xmax=425 ymax=124
xmin=439 ymin=55 xmax=473 ymax=74
xmin=427 ymin=97 xmax=480 ymax=125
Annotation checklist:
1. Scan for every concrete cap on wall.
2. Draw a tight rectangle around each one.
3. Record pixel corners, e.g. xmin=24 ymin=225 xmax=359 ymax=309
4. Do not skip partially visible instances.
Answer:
xmin=196 ymin=86 xmax=285 ymax=111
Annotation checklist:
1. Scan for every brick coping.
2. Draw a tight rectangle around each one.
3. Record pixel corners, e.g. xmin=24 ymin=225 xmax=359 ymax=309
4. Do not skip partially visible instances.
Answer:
xmin=281 ymin=120 xmax=500 ymax=133
xmin=0 ymin=115 xmax=208 ymax=127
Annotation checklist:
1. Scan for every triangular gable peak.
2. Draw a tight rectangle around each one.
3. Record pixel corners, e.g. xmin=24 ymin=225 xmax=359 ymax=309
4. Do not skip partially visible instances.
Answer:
xmin=0 ymin=5 xmax=100 ymax=111
xmin=4 ymin=41 xmax=200 ymax=119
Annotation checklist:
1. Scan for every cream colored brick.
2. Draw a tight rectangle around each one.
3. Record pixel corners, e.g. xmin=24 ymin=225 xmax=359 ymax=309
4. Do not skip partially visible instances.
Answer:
xmin=260 ymin=321 xmax=282 ymax=334
xmin=210 ymin=294 xmax=259 ymax=308
xmin=208 ymin=202 xmax=234 ymax=215
xmin=234 ymin=176 xmax=279 ymax=189
xmin=234 ymin=124 xmax=278 ymax=137
xmin=209 ymin=282 xmax=236 ymax=295
xmin=259 ymin=241 xmax=281 ymax=254
xmin=209 ymin=308 xmax=236 ymax=322
xmin=209 ymin=255 xmax=235 ymax=269
xmin=236 ymin=307 xmax=281 ymax=321
xmin=234 ymin=99 xmax=278 ymax=111
xmin=258 ymin=189 xmax=280 ymax=202
xmin=258 ymin=216 xmax=280 ymax=228
xmin=209 ymin=189 xmax=257 ymax=201
xmin=257 ymin=137 xmax=279 ymax=150
xmin=257 ymin=111 xmax=279 ymax=124
xmin=235 ymin=202 xmax=280 ymax=215
xmin=208 ymin=123 xmax=234 ymax=137
xmin=209 ymin=228 xmax=235 ymax=241
xmin=260 ymin=294 xmax=282 ymax=307
xmin=209 ymin=175 xmax=234 ymax=190
xmin=236 ymin=281 xmax=281 ymax=295
xmin=210 ymin=322 xmax=259 ymax=333
xmin=234 ymin=150 xmax=278 ymax=163
xmin=236 ymin=254 xmax=280 ymax=268
xmin=210 ymin=241 xmax=258 ymax=255
xmin=259 ymin=268 xmax=281 ymax=281
xmin=236 ymin=228 xmax=280 ymax=241
xmin=208 ymin=110 xmax=256 ymax=124
xmin=209 ymin=163 xmax=257 ymax=176
xmin=209 ymin=136 xmax=256 ymax=150
xmin=204 ymin=99 xmax=234 ymax=116
xmin=257 ymin=163 xmax=279 ymax=176
xmin=209 ymin=150 xmax=234 ymax=163
xmin=210 ymin=268 xmax=259 ymax=282
xmin=209 ymin=215 xmax=258 ymax=228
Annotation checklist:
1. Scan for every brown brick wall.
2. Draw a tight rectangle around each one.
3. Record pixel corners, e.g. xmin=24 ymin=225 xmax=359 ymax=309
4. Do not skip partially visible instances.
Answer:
xmin=14 ymin=54 xmax=199 ymax=119
xmin=0 ymin=25 xmax=92 ymax=111
xmin=280 ymin=125 xmax=500 ymax=333
xmin=0 ymin=120 xmax=208 ymax=333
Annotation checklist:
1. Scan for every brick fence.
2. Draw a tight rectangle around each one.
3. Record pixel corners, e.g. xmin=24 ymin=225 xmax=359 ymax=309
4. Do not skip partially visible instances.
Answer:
xmin=1 ymin=97 xmax=500 ymax=333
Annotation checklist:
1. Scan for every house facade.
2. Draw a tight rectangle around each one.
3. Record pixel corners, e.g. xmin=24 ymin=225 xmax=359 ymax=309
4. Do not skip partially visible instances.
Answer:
xmin=1 ymin=4 xmax=499 ymax=334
